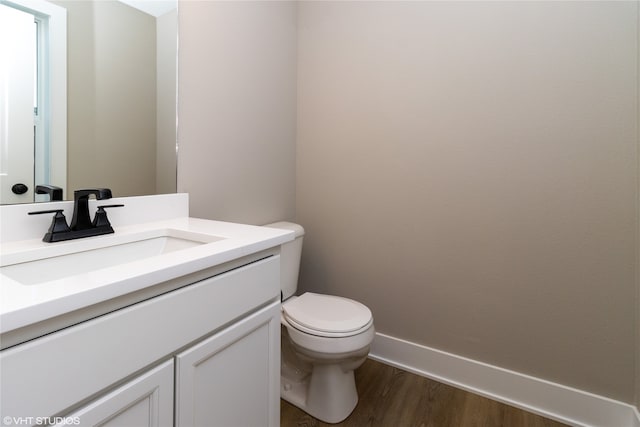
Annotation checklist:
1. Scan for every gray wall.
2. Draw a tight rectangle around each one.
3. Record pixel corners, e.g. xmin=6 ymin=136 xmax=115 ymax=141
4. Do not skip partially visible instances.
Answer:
xmin=637 ymin=0 xmax=640 ymax=410
xmin=156 ymin=9 xmax=177 ymax=195
xmin=177 ymin=1 xmax=297 ymax=225
xmin=59 ymin=0 xmax=158 ymax=197
xmin=296 ymin=1 xmax=637 ymax=403
xmin=176 ymin=0 xmax=638 ymax=405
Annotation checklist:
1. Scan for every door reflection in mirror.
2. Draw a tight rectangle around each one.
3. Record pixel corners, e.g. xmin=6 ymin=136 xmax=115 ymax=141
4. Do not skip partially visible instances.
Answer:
xmin=1 ymin=4 xmax=36 ymax=204
xmin=0 ymin=0 xmax=67 ymax=205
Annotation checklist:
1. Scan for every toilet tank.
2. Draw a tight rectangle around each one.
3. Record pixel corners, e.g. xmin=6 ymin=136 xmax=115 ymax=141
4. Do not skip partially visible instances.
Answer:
xmin=264 ymin=222 xmax=304 ymax=300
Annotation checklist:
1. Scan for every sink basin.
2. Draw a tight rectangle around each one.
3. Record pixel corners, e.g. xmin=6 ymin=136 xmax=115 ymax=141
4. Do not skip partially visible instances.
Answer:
xmin=1 ymin=229 xmax=224 ymax=286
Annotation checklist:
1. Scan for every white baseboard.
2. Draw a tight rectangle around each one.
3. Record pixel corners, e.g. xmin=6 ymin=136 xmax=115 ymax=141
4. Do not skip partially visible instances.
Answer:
xmin=369 ymin=333 xmax=640 ymax=427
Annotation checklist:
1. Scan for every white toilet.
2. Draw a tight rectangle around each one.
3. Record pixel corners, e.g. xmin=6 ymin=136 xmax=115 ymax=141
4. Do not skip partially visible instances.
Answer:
xmin=266 ymin=222 xmax=375 ymax=424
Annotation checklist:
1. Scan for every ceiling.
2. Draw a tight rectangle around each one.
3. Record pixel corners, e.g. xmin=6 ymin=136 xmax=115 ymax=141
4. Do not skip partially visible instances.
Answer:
xmin=118 ymin=0 xmax=175 ymax=17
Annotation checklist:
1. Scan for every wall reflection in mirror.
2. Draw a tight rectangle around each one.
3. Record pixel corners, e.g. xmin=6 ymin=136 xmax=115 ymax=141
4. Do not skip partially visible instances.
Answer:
xmin=0 ymin=0 xmax=177 ymax=205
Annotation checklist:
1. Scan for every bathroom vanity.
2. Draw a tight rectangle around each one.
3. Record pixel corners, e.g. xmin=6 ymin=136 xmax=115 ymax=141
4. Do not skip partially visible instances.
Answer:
xmin=0 ymin=194 xmax=292 ymax=427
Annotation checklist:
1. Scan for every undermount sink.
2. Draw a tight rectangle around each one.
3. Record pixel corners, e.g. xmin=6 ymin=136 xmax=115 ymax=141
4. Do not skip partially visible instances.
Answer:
xmin=1 ymin=229 xmax=225 ymax=286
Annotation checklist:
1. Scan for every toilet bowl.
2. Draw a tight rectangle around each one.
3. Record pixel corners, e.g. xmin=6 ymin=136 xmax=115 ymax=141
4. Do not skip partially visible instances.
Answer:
xmin=265 ymin=222 xmax=375 ymax=424
xmin=281 ymin=293 xmax=375 ymax=424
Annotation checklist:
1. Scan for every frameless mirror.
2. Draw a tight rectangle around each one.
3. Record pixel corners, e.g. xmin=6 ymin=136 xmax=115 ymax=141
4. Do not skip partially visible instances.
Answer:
xmin=0 ymin=0 xmax=177 ymax=204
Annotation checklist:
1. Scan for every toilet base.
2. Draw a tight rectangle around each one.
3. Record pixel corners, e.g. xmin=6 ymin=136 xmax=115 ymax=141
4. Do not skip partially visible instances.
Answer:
xmin=281 ymin=363 xmax=358 ymax=424
xmin=281 ymin=326 xmax=365 ymax=424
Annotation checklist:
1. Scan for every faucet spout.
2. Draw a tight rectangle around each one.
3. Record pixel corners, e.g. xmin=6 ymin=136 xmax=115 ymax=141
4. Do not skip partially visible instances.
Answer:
xmin=35 ymin=185 xmax=64 ymax=201
xmin=70 ymin=188 xmax=113 ymax=231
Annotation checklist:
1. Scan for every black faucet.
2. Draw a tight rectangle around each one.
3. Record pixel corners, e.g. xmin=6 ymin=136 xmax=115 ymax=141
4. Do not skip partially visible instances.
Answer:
xmin=35 ymin=185 xmax=63 ymax=201
xmin=29 ymin=188 xmax=124 ymax=242
xmin=70 ymin=188 xmax=113 ymax=231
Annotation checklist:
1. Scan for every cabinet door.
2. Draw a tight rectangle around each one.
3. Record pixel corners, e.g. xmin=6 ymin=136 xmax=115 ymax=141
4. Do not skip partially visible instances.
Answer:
xmin=56 ymin=360 xmax=174 ymax=427
xmin=175 ymin=301 xmax=280 ymax=427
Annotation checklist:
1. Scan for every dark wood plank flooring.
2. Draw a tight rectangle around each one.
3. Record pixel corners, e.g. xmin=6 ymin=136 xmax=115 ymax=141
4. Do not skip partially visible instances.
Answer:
xmin=281 ymin=359 xmax=568 ymax=427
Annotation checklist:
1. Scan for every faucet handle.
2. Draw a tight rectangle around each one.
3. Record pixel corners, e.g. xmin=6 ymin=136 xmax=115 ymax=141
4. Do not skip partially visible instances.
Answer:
xmin=28 ymin=209 xmax=71 ymax=242
xmin=93 ymin=204 xmax=124 ymax=228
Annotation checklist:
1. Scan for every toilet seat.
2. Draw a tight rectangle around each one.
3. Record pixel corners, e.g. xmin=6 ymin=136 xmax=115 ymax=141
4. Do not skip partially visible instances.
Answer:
xmin=283 ymin=292 xmax=373 ymax=338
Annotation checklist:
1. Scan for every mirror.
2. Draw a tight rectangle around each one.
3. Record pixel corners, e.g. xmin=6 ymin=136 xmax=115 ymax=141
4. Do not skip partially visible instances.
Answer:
xmin=0 ymin=0 xmax=177 ymax=204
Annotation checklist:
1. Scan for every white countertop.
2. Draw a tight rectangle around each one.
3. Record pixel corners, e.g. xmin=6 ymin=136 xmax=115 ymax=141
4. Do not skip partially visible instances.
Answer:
xmin=0 ymin=217 xmax=293 ymax=335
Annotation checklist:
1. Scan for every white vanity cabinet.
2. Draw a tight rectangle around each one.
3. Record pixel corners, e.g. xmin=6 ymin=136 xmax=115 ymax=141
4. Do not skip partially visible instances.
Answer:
xmin=175 ymin=302 xmax=280 ymax=427
xmin=54 ymin=360 xmax=175 ymax=427
xmin=0 ymin=253 xmax=281 ymax=427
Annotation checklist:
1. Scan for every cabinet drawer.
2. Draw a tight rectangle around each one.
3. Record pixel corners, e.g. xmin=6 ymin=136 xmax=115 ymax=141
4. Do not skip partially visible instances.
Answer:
xmin=0 ymin=255 xmax=280 ymax=421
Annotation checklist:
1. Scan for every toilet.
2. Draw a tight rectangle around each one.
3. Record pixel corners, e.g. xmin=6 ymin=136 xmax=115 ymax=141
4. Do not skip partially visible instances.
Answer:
xmin=265 ymin=222 xmax=375 ymax=424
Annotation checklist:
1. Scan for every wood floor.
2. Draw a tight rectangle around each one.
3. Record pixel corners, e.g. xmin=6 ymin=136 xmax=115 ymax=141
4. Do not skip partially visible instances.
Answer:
xmin=280 ymin=359 xmax=567 ymax=427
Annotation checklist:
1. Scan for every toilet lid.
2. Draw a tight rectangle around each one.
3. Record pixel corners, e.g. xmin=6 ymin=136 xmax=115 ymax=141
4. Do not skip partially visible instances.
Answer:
xmin=282 ymin=292 xmax=372 ymax=336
